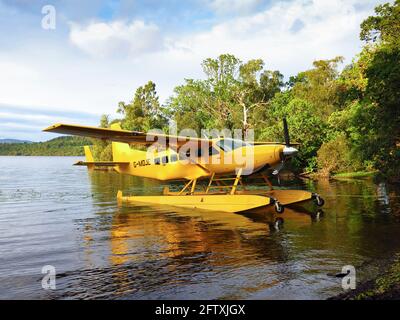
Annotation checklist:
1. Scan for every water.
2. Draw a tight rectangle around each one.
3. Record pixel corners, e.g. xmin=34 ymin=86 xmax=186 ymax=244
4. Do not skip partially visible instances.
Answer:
xmin=1 ymin=156 xmax=400 ymax=300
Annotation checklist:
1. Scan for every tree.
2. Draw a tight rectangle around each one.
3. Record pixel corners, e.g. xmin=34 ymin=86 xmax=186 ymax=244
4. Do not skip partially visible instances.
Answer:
xmin=260 ymin=94 xmax=327 ymax=170
xmin=290 ymin=56 xmax=344 ymax=118
xmin=118 ymin=81 xmax=168 ymax=132
xmin=359 ymin=0 xmax=400 ymax=178
xmin=360 ymin=0 xmax=400 ymax=46
xmin=166 ymin=79 xmax=220 ymax=133
xmin=317 ymin=133 xmax=354 ymax=177
xmin=92 ymin=114 xmax=112 ymax=161
xmin=99 ymin=114 xmax=110 ymax=128
xmin=317 ymin=1 xmax=400 ymax=178
xmin=168 ymin=54 xmax=283 ymax=138
xmin=237 ymin=60 xmax=284 ymax=137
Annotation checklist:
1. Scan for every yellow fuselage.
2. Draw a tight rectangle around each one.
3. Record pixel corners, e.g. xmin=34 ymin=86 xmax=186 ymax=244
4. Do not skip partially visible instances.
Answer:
xmin=111 ymin=140 xmax=284 ymax=181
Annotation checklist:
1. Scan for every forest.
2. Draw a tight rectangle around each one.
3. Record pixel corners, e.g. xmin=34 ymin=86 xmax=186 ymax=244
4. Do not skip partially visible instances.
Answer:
xmin=3 ymin=1 xmax=399 ymax=180
xmin=0 ymin=136 xmax=92 ymax=156
xmin=97 ymin=1 xmax=399 ymax=180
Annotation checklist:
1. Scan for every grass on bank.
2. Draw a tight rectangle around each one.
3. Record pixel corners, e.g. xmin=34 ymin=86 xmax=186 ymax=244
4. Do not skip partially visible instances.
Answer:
xmin=333 ymin=254 xmax=400 ymax=300
xmin=333 ymin=171 xmax=378 ymax=179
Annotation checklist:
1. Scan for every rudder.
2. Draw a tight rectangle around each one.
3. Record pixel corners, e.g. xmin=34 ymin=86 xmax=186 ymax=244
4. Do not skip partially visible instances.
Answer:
xmin=84 ymin=146 xmax=94 ymax=162
xmin=110 ymin=123 xmax=133 ymax=162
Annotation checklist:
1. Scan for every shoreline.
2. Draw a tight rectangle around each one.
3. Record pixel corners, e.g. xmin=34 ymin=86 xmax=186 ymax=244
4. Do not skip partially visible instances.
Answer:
xmin=329 ymin=254 xmax=400 ymax=300
xmin=0 ymin=155 xmax=83 ymax=157
xmin=301 ymin=170 xmax=381 ymax=181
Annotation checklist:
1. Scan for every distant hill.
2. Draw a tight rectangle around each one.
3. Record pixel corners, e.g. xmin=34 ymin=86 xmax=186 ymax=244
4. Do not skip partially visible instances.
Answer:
xmin=0 ymin=136 xmax=92 ymax=156
xmin=0 ymin=139 xmax=32 ymax=144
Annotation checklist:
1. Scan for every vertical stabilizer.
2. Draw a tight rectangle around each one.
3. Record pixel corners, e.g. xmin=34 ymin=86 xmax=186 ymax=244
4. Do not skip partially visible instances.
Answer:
xmin=110 ymin=123 xmax=131 ymax=163
xmin=84 ymin=146 xmax=94 ymax=162
xmin=83 ymin=146 xmax=95 ymax=170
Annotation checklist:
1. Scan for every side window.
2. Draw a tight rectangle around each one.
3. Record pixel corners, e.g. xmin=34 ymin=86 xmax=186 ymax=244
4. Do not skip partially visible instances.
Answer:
xmin=232 ymin=139 xmax=249 ymax=149
xmin=216 ymin=139 xmax=233 ymax=152
xmin=209 ymin=146 xmax=219 ymax=156
xmin=178 ymin=149 xmax=190 ymax=160
xmin=154 ymin=158 xmax=160 ymax=165
xmin=216 ymin=139 xmax=247 ymax=151
xmin=161 ymin=156 xmax=168 ymax=164
xmin=170 ymin=154 xmax=178 ymax=163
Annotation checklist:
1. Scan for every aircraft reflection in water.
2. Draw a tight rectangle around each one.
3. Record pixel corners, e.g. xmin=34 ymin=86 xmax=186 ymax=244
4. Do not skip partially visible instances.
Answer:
xmin=67 ymin=168 xmax=400 ymax=300
xmin=85 ymin=169 xmax=323 ymax=268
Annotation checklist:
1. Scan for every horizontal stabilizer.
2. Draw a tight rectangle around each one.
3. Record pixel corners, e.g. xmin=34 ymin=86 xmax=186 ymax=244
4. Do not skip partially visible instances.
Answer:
xmin=74 ymin=161 xmax=129 ymax=167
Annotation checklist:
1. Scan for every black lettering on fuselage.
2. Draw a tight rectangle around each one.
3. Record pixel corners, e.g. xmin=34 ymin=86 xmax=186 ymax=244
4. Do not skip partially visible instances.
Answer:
xmin=132 ymin=159 xmax=151 ymax=168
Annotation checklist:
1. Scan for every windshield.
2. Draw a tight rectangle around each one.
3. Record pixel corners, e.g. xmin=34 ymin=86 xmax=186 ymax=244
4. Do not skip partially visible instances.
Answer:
xmin=216 ymin=139 xmax=249 ymax=152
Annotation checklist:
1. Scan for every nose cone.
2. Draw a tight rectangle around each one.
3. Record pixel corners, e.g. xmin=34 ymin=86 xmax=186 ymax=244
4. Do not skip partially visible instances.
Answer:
xmin=283 ymin=146 xmax=298 ymax=157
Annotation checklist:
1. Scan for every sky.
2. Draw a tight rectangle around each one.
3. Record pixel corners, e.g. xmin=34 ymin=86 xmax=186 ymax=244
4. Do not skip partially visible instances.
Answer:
xmin=0 ymin=0 xmax=389 ymax=141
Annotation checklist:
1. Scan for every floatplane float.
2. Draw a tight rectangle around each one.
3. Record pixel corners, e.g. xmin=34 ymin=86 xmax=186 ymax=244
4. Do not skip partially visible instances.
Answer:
xmin=44 ymin=118 xmax=324 ymax=214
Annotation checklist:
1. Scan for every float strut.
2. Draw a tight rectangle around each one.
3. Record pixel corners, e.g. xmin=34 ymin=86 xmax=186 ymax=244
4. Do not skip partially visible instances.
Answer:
xmin=190 ymin=179 xmax=197 ymax=195
xmin=261 ymin=173 xmax=274 ymax=191
xmin=205 ymin=173 xmax=215 ymax=194
xmin=178 ymin=179 xmax=193 ymax=195
xmin=230 ymin=168 xmax=242 ymax=195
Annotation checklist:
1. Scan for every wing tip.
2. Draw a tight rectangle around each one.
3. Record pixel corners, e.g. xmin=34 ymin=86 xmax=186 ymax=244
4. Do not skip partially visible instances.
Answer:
xmin=43 ymin=123 xmax=63 ymax=132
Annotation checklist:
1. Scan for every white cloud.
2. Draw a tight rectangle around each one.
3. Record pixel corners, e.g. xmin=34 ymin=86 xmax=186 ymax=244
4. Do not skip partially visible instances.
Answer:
xmin=69 ymin=20 xmax=165 ymax=58
xmin=0 ymin=0 xmax=388 ymax=141
xmin=208 ymin=0 xmax=262 ymax=15
xmin=172 ymin=0 xmax=387 ymax=75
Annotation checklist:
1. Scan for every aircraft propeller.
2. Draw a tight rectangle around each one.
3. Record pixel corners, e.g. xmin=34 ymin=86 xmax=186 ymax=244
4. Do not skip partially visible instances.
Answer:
xmin=272 ymin=118 xmax=298 ymax=177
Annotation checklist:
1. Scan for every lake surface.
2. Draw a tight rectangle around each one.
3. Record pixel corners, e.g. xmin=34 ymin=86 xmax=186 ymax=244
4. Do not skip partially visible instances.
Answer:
xmin=1 ymin=156 xmax=400 ymax=300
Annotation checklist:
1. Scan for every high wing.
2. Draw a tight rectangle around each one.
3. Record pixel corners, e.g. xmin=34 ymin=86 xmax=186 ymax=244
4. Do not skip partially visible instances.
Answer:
xmin=43 ymin=123 xmax=297 ymax=147
xmin=43 ymin=123 xmax=212 ymax=147
xmin=74 ymin=161 xmax=129 ymax=166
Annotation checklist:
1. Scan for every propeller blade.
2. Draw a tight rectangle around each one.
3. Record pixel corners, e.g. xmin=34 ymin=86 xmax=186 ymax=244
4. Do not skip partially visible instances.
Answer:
xmin=272 ymin=162 xmax=284 ymax=175
xmin=283 ymin=117 xmax=290 ymax=146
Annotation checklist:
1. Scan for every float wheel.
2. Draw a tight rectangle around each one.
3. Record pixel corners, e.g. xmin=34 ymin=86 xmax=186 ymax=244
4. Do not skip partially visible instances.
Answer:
xmin=315 ymin=196 xmax=325 ymax=207
xmin=275 ymin=201 xmax=285 ymax=214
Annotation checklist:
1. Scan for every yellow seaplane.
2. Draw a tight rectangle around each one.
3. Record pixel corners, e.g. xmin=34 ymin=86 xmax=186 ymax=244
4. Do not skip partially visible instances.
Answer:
xmin=43 ymin=118 xmax=324 ymax=214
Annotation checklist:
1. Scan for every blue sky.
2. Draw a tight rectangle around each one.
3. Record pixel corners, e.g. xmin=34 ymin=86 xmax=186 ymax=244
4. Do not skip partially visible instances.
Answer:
xmin=0 ymin=0 xmax=388 ymax=141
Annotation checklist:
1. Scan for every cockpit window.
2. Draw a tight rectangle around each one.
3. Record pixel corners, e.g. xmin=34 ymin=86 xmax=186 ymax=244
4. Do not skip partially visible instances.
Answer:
xmin=216 ymin=139 xmax=249 ymax=152
xmin=178 ymin=146 xmax=220 ymax=159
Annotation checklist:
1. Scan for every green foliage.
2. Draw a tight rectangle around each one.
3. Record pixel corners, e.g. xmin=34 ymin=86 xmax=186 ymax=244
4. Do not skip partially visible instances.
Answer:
xmin=118 ymin=81 xmax=168 ymax=132
xmin=360 ymin=0 xmax=400 ymax=46
xmin=166 ymin=79 xmax=222 ymax=132
xmin=290 ymin=56 xmax=344 ymax=118
xmin=167 ymin=54 xmax=283 ymax=135
xmin=317 ymin=133 xmax=355 ymax=176
xmin=353 ymin=254 xmax=400 ymax=300
xmin=333 ymin=171 xmax=377 ymax=179
xmin=314 ymin=1 xmax=400 ymax=178
xmin=0 ymin=136 xmax=92 ymax=156
xmin=91 ymin=114 xmax=112 ymax=161
xmin=260 ymin=95 xmax=327 ymax=170
xmin=325 ymin=0 xmax=400 ymax=179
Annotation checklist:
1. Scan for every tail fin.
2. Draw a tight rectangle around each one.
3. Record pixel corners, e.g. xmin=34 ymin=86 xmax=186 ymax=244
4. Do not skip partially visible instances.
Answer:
xmin=84 ymin=146 xmax=94 ymax=162
xmin=110 ymin=123 xmax=141 ymax=163
xmin=75 ymin=133 xmax=131 ymax=170
xmin=83 ymin=146 xmax=95 ymax=170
